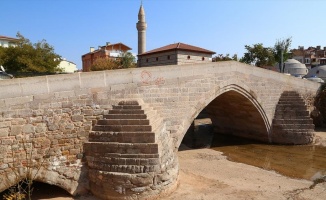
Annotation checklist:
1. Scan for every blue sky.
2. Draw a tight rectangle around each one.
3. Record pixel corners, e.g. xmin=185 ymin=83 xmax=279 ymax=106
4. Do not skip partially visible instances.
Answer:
xmin=2 ymin=0 xmax=325 ymax=69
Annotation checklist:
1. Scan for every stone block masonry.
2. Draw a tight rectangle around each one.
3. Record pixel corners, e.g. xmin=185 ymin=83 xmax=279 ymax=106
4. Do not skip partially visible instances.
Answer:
xmin=85 ymin=100 xmax=177 ymax=200
xmin=0 ymin=61 xmax=321 ymax=199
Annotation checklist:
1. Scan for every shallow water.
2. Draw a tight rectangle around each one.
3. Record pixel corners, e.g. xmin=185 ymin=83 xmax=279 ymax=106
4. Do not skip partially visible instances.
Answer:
xmin=211 ymin=133 xmax=326 ymax=181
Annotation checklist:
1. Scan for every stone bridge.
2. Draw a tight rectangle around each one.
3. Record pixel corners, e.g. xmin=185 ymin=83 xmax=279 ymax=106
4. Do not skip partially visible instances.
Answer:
xmin=0 ymin=61 xmax=321 ymax=199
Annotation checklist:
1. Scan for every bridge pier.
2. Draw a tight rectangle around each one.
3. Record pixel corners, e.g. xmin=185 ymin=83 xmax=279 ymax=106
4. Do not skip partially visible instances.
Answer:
xmin=271 ymin=91 xmax=315 ymax=144
xmin=84 ymin=101 xmax=179 ymax=200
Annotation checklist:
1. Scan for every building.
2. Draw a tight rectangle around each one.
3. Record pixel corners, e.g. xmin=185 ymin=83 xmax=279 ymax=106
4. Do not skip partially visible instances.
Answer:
xmin=57 ymin=59 xmax=78 ymax=73
xmin=81 ymin=42 xmax=132 ymax=72
xmin=136 ymin=4 xmax=215 ymax=67
xmin=291 ymin=46 xmax=326 ymax=69
xmin=137 ymin=42 xmax=216 ymax=67
xmin=0 ymin=35 xmax=19 ymax=47
xmin=136 ymin=4 xmax=147 ymax=55
xmin=306 ymin=64 xmax=326 ymax=81
xmin=283 ymin=59 xmax=308 ymax=77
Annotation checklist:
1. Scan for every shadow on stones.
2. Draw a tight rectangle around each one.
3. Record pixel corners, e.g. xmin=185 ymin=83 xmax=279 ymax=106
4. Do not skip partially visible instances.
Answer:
xmin=179 ymin=110 xmax=264 ymax=151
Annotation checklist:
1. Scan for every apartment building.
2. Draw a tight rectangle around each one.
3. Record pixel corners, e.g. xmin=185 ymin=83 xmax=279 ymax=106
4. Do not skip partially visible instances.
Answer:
xmin=291 ymin=45 xmax=326 ymax=69
xmin=81 ymin=42 xmax=132 ymax=72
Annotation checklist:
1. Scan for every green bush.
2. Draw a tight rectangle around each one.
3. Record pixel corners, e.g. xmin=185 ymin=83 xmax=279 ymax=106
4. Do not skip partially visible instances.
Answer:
xmin=315 ymin=83 xmax=326 ymax=124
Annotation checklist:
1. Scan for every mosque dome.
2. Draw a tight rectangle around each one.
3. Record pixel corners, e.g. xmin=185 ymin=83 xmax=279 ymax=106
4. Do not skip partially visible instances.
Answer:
xmin=284 ymin=59 xmax=308 ymax=77
xmin=306 ymin=65 xmax=326 ymax=80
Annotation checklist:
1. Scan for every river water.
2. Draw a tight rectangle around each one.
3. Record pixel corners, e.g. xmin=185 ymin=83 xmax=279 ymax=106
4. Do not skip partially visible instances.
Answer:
xmin=210 ymin=133 xmax=326 ymax=181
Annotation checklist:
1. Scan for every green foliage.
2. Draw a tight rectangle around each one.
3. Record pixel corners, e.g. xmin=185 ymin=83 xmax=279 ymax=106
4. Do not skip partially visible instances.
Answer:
xmin=0 ymin=32 xmax=61 ymax=75
xmin=213 ymin=54 xmax=237 ymax=62
xmin=90 ymin=57 xmax=120 ymax=71
xmin=3 ymin=192 xmax=26 ymax=200
xmin=273 ymin=37 xmax=292 ymax=72
xmin=239 ymin=43 xmax=275 ymax=67
xmin=240 ymin=37 xmax=292 ymax=70
xmin=120 ymin=52 xmax=136 ymax=68
xmin=315 ymin=83 xmax=326 ymax=124
xmin=90 ymin=52 xmax=136 ymax=71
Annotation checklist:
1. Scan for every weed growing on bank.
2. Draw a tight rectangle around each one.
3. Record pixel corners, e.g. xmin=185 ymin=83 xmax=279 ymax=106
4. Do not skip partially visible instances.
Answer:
xmin=2 ymin=137 xmax=50 ymax=200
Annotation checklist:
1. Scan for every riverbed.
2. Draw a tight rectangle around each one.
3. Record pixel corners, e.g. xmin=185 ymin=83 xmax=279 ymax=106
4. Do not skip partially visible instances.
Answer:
xmin=2 ymin=131 xmax=326 ymax=200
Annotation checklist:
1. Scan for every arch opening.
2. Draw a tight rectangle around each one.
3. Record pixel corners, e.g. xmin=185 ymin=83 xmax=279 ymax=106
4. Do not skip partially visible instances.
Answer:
xmin=0 ymin=180 xmax=73 ymax=200
xmin=180 ymin=90 xmax=269 ymax=149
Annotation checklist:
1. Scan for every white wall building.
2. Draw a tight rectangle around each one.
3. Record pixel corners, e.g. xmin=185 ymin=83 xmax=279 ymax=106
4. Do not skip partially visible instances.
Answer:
xmin=284 ymin=59 xmax=308 ymax=77
xmin=0 ymin=35 xmax=18 ymax=47
xmin=58 ymin=59 xmax=78 ymax=73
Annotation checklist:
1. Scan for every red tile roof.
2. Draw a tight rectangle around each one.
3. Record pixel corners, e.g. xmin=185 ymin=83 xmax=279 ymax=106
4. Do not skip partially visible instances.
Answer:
xmin=82 ymin=42 xmax=132 ymax=56
xmin=139 ymin=42 xmax=216 ymax=56
xmin=0 ymin=35 xmax=19 ymax=41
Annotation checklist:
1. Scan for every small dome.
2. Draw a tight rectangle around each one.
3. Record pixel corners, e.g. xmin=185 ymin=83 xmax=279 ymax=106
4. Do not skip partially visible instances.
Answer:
xmin=283 ymin=59 xmax=308 ymax=76
xmin=306 ymin=65 xmax=326 ymax=80
xmin=285 ymin=59 xmax=302 ymax=64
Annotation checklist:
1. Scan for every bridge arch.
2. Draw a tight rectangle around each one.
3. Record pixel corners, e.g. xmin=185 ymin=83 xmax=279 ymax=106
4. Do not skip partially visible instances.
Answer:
xmin=177 ymin=83 xmax=271 ymax=148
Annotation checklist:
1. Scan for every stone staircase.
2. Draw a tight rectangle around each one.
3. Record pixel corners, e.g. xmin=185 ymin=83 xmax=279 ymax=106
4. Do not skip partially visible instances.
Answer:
xmin=83 ymin=100 xmax=175 ymax=199
xmin=271 ymin=91 xmax=315 ymax=144
xmin=85 ymin=100 xmax=160 ymax=174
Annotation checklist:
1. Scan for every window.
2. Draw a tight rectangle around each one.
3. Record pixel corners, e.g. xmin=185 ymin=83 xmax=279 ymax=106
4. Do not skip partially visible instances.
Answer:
xmin=202 ymin=57 xmax=205 ymax=61
xmin=187 ymin=55 xmax=190 ymax=59
xmin=156 ymin=57 xmax=158 ymax=61
xmin=305 ymin=58 xmax=310 ymax=64
xmin=167 ymin=55 xmax=170 ymax=60
xmin=146 ymin=58 xmax=149 ymax=63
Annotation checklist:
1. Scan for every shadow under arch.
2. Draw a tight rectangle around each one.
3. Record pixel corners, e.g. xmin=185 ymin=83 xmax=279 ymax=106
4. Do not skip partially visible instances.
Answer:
xmin=0 ymin=166 xmax=87 ymax=196
xmin=177 ymin=84 xmax=271 ymax=149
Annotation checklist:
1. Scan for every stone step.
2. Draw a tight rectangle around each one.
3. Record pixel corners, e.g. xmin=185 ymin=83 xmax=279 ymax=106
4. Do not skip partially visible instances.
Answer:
xmin=279 ymin=95 xmax=302 ymax=99
xmin=274 ymin=110 xmax=310 ymax=117
xmin=272 ymin=119 xmax=313 ymax=125
xmin=89 ymin=131 xmax=155 ymax=143
xmin=273 ymin=115 xmax=311 ymax=120
xmin=277 ymin=101 xmax=305 ymax=105
xmin=84 ymin=142 xmax=158 ymax=154
xmin=88 ymin=156 xmax=159 ymax=165
xmin=272 ymin=123 xmax=315 ymax=130
xmin=272 ymin=126 xmax=314 ymax=133
xmin=276 ymin=104 xmax=308 ymax=110
xmin=87 ymin=162 xmax=160 ymax=174
xmin=281 ymin=91 xmax=301 ymax=96
xmin=89 ymin=152 xmax=160 ymax=159
xmin=104 ymin=114 xmax=147 ymax=119
xmin=97 ymin=119 xmax=150 ymax=126
xmin=109 ymin=109 xmax=145 ymax=114
xmin=93 ymin=125 xmax=152 ymax=132
xmin=118 ymin=101 xmax=139 ymax=105
xmin=112 ymin=105 xmax=142 ymax=110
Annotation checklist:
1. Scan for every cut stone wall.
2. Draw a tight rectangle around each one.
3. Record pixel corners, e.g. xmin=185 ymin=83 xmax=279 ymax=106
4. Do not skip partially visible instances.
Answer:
xmin=0 ymin=61 xmax=321 ymax=199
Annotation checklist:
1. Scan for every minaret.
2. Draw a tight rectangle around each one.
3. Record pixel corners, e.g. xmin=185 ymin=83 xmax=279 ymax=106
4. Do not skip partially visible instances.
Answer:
xmin=136 ymin=3 xmax=147 ymax=55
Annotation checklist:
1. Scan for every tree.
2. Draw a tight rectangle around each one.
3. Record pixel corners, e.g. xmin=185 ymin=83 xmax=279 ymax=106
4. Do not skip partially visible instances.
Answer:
xmin=213 ymin=54 xmax=237 ymax=62
xmin=90 ymin=52 xmax=136 ymax=71
xmin=90 ymin=58 xmax=120 ymax=71
xmin=239 ymin=43 xmax=275 ymax=67
xmin=0 ymin=32 xmax=61 ymax=75
xmin=120 ymin=52 xmax=136 ymax=68
xmin=273 ymin=37 xmax=292 ymax=72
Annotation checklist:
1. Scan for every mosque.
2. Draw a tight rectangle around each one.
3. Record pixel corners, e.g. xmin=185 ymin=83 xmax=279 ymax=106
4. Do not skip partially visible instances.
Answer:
xmin=136 ymin=4 xmax=216 ymax=67
xmin=82 ymin=4 xmax=216 ymax=71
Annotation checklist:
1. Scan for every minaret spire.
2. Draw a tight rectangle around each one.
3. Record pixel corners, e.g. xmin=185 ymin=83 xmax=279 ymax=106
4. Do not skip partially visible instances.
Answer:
xmin=136 ymin=2 xmax=147 ymax=55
